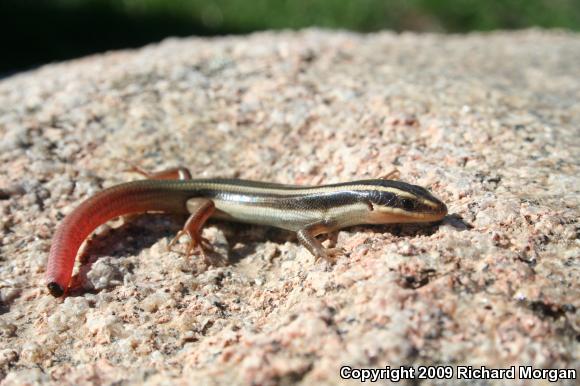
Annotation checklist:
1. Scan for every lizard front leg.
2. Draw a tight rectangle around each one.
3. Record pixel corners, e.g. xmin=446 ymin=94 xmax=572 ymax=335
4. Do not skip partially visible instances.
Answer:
xmin=296 ymin=220 xmax=345 ymax=262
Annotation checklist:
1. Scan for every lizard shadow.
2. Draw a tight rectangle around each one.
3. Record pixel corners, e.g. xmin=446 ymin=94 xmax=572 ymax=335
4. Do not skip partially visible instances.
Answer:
xmin=217 ymin=213 xmax=466 ymax=264
xmin=365 ymin=213 xmax=472 ymax=237
xmin=66 ymin=213 xmax=467 ymax=296
xmin=349 ymin=212 xmax=462 ymax=236
xmin=442 ymin=213 xmax=473 ymax=230
xmin=66 ymin=214 xmax=292 ymax=296
xmin=66 ymin=214 xmax=182 ymax=297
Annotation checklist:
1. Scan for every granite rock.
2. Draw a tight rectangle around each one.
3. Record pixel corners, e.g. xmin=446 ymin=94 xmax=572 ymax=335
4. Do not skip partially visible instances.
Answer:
xmin=0 ymin=30 xmax=578 ymax=385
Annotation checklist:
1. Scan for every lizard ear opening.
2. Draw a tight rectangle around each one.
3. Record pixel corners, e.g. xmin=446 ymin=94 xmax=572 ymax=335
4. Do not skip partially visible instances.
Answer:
xmin=364 ymin=200 xmax=375 ymax=211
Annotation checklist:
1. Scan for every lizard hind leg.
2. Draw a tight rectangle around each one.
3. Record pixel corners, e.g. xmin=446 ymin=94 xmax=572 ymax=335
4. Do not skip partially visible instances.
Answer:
xmin=121 ymin=165 xmax=194 ymax=223
xmin=125 ymin=164 xmax=193 ymax=181
xmin=168 ymin=198 xmax=216 ymax=263
xmin=378 ymin=168 xmax=400 ymax=180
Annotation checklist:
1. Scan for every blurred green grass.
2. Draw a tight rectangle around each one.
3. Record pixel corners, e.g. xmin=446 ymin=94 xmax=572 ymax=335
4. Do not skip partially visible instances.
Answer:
xmin=2 ymin=0 xmax=579 ymax=74
xmin=51 ymin=0 xmax=580 ymax=32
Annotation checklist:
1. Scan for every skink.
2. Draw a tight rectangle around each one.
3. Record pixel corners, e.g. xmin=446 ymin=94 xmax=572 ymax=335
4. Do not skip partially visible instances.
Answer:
xmin=46 ymin=167 xmax=447 ymax=297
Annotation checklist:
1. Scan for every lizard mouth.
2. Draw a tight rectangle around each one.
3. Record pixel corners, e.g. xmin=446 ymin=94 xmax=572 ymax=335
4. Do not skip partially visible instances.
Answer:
xmin=421 ymin=202 xmax=448 ymax=221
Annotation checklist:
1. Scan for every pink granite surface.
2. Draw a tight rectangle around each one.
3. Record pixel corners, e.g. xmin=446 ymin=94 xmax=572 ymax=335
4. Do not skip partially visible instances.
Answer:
xmin=0 ymin=30 xmax=578 ymax=385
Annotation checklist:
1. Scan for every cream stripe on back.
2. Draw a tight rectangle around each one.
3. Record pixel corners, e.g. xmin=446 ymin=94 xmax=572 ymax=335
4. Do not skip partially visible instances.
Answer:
xmin=183 ymin=181 xmax=419 ymax=200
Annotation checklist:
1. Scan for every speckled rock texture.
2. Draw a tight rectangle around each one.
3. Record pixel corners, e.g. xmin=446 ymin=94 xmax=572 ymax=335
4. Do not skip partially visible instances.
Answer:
xmin=0 ymin=30 xmax=578 ymax=385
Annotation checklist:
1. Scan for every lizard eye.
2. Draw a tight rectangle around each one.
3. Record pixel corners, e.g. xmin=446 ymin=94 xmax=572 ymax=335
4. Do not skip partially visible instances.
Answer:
xmin=400 ymin=198 xmax=415 ymax=211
